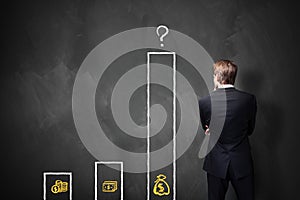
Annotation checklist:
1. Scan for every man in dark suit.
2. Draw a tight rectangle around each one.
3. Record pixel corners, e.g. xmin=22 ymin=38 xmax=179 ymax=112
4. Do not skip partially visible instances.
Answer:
xmin=198 ymin=60 xmax=257 ymax=200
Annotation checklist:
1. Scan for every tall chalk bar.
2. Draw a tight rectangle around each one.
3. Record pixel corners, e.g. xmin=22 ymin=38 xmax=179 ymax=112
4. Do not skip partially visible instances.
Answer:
xmin=147 ymin=52 xmax=176 ymax=200
xmin=95 ymin=161 xmax=124 ymax=200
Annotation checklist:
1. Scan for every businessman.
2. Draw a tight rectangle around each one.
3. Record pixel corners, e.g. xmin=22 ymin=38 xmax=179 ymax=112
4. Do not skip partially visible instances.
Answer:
xmin=198 ymin=60 xmax=257 ymax=200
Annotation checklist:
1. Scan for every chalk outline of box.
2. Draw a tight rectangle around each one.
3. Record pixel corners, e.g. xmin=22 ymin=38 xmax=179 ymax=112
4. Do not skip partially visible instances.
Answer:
xmin=147 ymin=52 xmax=176 ymax=200
xmin=43 ymin=172 xmax=72 ymax=200
xmin=95 ymin=161 xmax=124 ymax=200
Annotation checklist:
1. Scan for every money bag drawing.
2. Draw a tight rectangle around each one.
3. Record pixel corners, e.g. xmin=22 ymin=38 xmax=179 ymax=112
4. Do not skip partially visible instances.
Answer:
xmin=153 ymin=174 xmax=170 ymax=196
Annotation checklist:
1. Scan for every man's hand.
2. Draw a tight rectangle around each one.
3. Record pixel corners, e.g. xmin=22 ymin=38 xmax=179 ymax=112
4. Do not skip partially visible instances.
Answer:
xmin=205 ymin=125 xmax=210 ymax=135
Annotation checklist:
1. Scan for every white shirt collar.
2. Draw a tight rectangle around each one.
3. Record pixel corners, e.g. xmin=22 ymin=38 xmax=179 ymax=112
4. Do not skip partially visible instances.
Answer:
xmin=218 ymin=84 xmax=234 ymax=88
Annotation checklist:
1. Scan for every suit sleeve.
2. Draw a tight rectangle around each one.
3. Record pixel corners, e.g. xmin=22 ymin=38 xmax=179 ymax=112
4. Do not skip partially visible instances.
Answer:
xmin=199 ymin=100 xmax=210 ymax=131
xmin=247 ymin=95 xmax=257 ymax=136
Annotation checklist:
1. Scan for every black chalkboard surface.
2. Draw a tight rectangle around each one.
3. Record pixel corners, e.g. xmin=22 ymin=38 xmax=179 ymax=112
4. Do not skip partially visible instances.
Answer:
xmin=2 ymin=0 xmax=300 ymax=199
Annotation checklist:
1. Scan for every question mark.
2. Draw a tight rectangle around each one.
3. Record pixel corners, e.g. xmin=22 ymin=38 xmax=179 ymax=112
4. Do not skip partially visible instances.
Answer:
xmin=156 ymin=25 xmax=169 ymax=47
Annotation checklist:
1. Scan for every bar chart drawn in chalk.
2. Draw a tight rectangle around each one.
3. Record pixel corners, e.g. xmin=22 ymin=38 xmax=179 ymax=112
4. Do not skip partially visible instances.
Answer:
xmin=43 ymin=25 xmax=227 ymax=199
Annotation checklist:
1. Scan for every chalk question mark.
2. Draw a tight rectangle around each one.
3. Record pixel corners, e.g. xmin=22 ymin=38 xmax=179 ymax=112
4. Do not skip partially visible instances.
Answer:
xmin=156 ymin=25 xmax=169 ymax=47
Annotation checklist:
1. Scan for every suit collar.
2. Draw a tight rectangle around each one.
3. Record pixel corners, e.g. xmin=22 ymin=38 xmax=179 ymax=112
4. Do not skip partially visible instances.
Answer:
xmin=214 ymin=87 xmax=236 ymax=92
xmin=218 ymin=84 xmax=234 ymax=89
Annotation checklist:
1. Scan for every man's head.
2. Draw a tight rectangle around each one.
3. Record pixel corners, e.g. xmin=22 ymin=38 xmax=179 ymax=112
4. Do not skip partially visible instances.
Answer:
xmin=213 ymin=59 xmax=238 ymax=88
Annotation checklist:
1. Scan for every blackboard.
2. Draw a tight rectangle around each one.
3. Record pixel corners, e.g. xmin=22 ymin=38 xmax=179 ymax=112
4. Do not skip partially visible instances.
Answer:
xmin=2 ymin=0 xmax=300 ymax=199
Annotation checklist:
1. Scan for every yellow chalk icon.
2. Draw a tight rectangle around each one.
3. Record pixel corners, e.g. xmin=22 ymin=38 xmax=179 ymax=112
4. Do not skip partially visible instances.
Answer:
xmin=51 ymin=180 xmax=68 ymax=194
xmin=102 ymin=180 xmax=118 ymax=192
xmin=153 ymin=174 xmax=170 ymax=196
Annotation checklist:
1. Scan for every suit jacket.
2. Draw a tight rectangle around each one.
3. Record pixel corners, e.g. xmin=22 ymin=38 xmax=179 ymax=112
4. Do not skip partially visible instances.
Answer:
xmin=198 ymin=87 xmax=257 ymax=179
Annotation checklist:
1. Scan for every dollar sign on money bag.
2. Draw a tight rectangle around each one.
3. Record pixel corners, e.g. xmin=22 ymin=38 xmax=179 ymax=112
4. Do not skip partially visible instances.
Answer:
xmin=153 ymin=174 xmax=170 ymax=196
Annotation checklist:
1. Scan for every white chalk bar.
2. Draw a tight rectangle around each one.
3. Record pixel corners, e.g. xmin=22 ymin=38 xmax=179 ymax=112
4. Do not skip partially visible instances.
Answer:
xmin=95 ymin=161 xmax=124 ymax=200
xmin=43 ymin=172 xmax=72 ymax=200
xmin=147 ymin=52 xmax=176 ymax=200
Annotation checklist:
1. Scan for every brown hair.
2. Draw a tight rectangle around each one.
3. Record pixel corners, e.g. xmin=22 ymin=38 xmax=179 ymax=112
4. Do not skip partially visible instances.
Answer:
xmin=213 ymin=60 xmax=238 ymax=85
